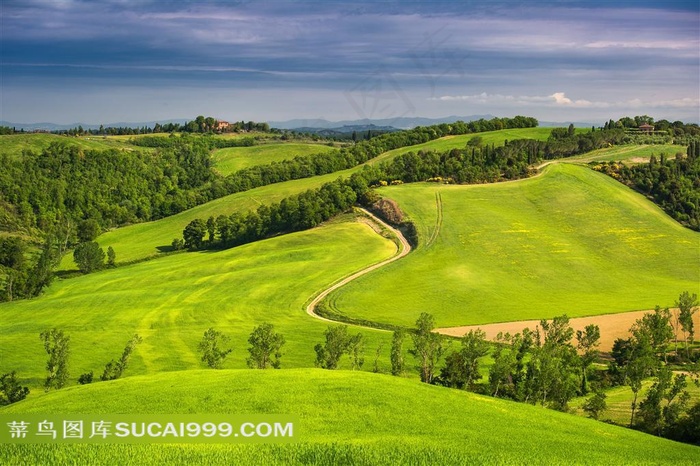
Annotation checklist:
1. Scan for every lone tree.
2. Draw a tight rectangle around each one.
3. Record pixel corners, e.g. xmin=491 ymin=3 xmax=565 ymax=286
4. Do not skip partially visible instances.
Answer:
xmin=73 ymin=241 xmax=105 ymax=273
xmin=101 ymin=334 xmax=143 ymax=381
xmin=198 ymin=328 xmax=232 ymax=369
xmin=582 ymin=389 xmax=607 ymax=420
xmin=390 ymin=329 xmax=405 ymax=376
xmin=40 ymin=328 xmax=70 ymax=390
xmin=626 ymin=321 xmax=660 ymax=426
xmin=183 ymin=219 xmax=207 ymax=250
xmin=347 ymin=333 xmax=365 ymax=370
xmin=676 ymin=291 xmax=698 ymax=360
xmin=247 ymin=323 xmax=285 ymax=369
xmin=0 ymin=371 xmax=30 ymax=405
xmin=409 ymin=313 xmax=444 ymax=384
xmin=314 ymin=325 xmax=351 ymax=370
xmin=576 ymin=324 xmax=601 ymax=394
xmin=77 ymin=219 xmax=101 ymax=243
xmin=106 ymin=246 xmax=116 ymax=268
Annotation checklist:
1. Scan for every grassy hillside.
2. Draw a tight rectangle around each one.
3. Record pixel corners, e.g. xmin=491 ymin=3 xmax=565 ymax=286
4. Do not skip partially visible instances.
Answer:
xmin=1 ymin=219 xmax=397 ymax=387
xmin=59 ymin=166 xmax=364 ymax=268
xmin=369 ymin=127 xmax=559 ymax=165
xmin=212 ymin=143 xmax=336 ymax=175
xmin=329 ymin=163 xmax=699 ymax=327
xmin=566 ymin=143 xmax=687 ymax=164
xmin=0 ymin=133 xmax=148 ymax=157
xmin=2 ymin=369 xmax=698 ymax=465
xmin=59 ymin=127 xmax=562 ymax=269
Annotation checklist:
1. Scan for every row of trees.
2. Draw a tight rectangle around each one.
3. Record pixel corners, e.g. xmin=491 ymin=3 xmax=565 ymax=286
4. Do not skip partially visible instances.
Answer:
xmin=603 ymin=293 xmax=699 ymax=443
xmin=48 ymin=117 xmax=272 ymax=136
xmin=182 ymin=177 xmax=360 ymax=251
xmin=129 ymin=133 xmax=258 ymax=149
xmin=0 ymin=323 xmax=287 ymax=406
xmin=593 ymin=145 xmax=700 ymax=230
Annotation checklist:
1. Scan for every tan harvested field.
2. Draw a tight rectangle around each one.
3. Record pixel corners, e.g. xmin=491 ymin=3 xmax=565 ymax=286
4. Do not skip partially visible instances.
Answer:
xmin=437 ymin=308 xmax=700 ymax=352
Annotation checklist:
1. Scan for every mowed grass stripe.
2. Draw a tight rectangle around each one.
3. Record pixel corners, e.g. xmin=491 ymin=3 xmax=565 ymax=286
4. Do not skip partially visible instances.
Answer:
xmin=1 ymin=221 xmax=397 ymax=389
xmin=331 ymin=163 xmax=699 ymax=327
xmin=211 ymin=143 xmax=336 ymax=175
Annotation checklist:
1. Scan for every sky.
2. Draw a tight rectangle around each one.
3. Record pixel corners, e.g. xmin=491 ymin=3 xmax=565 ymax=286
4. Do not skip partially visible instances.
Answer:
xmin=1 ymin=0 xmax=699 ymax=125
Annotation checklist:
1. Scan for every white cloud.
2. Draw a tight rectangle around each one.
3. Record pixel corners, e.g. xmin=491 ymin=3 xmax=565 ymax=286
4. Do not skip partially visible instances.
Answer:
xmin=431 ymin=92 xmax=699 ymax=111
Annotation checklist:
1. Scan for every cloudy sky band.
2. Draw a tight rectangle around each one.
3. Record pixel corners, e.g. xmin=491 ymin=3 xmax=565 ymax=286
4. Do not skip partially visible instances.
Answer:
xmin=1 ymin=0 xmax=698 ymax=124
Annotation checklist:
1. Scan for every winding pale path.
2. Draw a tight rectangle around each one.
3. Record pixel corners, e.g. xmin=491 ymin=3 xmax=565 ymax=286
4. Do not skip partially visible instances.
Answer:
xmin=305 ymin=208 xmax=411 ymax=324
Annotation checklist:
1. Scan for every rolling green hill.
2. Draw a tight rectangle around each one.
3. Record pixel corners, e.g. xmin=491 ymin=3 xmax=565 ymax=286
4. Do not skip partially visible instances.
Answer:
xmin=3 ymin=369 xmax=698 ymax=465
xmin=566 ymin=143 xmax=687 ymax=164
xmin=0 ymin=133 xmax=150 ymax=158
xmin=328 ymin=163 xmax=699 ymax=327
xmin=212 ymin=143 xmax=337 ymax=175
xmin=58 ymin=166 xmax=365 ymax=268
xmin=369 ymin=126 xmax=559 ymax=165
xmin=58 ymin=127 xmax=558 ymax=269
xmin=2 ymin=220 xmax=396 ymax=386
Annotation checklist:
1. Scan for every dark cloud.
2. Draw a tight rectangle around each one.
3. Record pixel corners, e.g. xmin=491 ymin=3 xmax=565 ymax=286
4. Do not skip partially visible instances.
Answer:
xmin=1 ymin=0 xmax=697 ymax=123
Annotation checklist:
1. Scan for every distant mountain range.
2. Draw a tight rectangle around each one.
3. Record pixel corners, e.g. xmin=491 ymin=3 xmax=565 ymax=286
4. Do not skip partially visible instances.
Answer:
xmin=2 ymin=116 xmax=599 ymax=132
xmin=269 ymin=115 xmax=497 ymax=130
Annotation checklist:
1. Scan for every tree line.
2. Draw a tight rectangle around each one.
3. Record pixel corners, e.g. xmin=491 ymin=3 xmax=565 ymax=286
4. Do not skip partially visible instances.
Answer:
xmin=3 ymin=295 xmax=696 ymax=445
xmin=43 ymin=116 xmax=272 ymax=136
xmin=0 ymin=323 xmax=286 ymax=405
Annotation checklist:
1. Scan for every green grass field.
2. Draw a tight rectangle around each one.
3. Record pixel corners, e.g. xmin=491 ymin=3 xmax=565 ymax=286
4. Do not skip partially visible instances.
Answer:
xmin=369 ymin=127 xmax=559 ymax=165
xmin=211 ymin=143 xmax=336 ymax=175
xmin=57 ymin=127 xmax=562 ymax=269
xmin=3 ymin=128 xmax=700 ymax=463
xmin=0 ymin=133 xmax=149 ymax=158
xmin=59 ymin=167 xmax=365 ymax=269
xmin=2 ymin=369 xmax=698 ymax=465
xmin=3 ymin=219 xmax=397 ymax=388
xmin=329 ymin=163 xmax=699 ymax=328
xmin=566 ymin=143 xmax=687 ymax=164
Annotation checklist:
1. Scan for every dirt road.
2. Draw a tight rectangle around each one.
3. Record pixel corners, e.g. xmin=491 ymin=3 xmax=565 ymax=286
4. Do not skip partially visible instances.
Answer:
xmin=436 ymin=309 xmax=700 ymax=352
xmin=305 ymin=208 xmax=411 ymax=323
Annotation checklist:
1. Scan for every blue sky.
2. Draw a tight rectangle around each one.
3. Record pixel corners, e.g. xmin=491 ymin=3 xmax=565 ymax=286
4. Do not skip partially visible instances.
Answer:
xmin=1 ymin=0 xmax=698 ymax=124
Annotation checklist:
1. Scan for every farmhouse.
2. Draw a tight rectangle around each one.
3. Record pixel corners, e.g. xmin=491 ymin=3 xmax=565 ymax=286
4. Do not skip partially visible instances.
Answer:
xmin=215 ymin=120 xmax=230 ymax=132
xmin=638 ymin=123 xmax=654 ymax=132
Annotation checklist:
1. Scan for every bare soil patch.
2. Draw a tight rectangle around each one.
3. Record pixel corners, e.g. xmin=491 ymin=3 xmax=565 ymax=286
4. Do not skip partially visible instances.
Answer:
xmin=437 ymin=309 xmax=700 ymax=352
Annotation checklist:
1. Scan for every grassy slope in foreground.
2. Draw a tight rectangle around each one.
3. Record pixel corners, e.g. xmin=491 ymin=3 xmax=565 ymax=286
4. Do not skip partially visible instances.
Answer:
xmin=0 ymin=220 xmax=396 ymax=387
xmin=330 ymin=163 xmax=699 ymax=327
xmin=212 ymin=143 xmax=336 ymax=176
xmin=2 ymin=369 xmax=698 ymax=465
